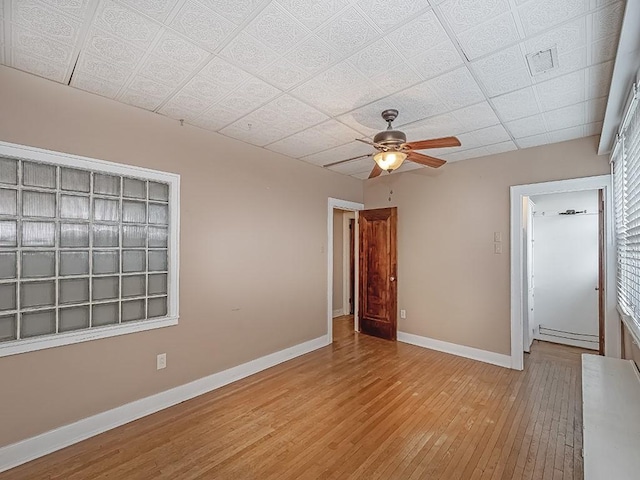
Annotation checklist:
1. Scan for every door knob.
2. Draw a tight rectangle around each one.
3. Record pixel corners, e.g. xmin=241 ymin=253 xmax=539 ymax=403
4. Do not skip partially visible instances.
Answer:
xmin=390 ymin=276 xmax=396 ymax=282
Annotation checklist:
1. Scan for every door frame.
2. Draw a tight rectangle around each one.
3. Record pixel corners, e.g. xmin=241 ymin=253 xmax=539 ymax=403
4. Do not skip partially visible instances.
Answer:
xmin=510 ymin=175 xmax=618 ymax=370
xmin=327 ymin=198 xmax=364 ymax=342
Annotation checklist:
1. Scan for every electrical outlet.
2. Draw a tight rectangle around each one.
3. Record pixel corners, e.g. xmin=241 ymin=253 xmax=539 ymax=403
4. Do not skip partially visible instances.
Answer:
xmin=400 ymin=309 xmax=406 ymax=319
xmin=494 ymin=243 xmax=503 ymax=254
xmin=157 ymin=353 xmax=166 ymax=370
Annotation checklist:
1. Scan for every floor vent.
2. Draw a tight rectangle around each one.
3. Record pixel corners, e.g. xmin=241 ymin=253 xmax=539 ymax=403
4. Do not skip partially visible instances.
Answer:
xmin=526 ymin=46 xmax=559 ymax=76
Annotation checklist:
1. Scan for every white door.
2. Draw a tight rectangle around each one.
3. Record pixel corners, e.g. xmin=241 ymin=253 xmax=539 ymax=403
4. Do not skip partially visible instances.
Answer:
xmin=522 ymin=197 xmax=536 ymax=352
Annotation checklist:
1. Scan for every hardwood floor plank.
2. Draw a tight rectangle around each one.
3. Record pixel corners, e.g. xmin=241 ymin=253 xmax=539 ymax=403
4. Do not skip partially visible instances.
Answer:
xmin=0 ymin=317 xmax=587 ymax=480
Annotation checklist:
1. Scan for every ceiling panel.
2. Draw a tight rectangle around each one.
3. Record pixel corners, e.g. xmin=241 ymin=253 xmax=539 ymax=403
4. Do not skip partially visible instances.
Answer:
xmin=0 ymin=0 xmax=626 ymax=179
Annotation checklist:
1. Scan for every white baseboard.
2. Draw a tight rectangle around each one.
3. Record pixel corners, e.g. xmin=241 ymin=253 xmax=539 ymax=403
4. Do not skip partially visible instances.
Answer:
xmin=398 ymin=331 xmax=512 ymax=369
xmin=0 ymin=335 xmax=329 ymax=474
xmin=332 ymin=309 xmax=344 ymax=318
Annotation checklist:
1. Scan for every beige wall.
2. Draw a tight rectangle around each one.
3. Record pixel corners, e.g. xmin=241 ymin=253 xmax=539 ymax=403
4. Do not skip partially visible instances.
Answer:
xmin=364 ymin=137 xmax=609 ymax=355
xmin=0 ymin=66 xmax=363 ymax=447
xmin=332 ymin=210 xmax=344 ymax=313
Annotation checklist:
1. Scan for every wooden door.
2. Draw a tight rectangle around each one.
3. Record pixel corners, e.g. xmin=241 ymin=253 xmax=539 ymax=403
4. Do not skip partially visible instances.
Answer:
xmin=359 ymin=207 xmax=397 ymax=340
xmin=349 ymin=218 xmax=355 ymax=315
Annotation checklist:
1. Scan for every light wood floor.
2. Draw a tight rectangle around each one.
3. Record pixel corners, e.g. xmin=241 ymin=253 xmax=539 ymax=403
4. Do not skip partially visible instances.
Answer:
xmin=2 ymin=316 xmax=586 ymax=479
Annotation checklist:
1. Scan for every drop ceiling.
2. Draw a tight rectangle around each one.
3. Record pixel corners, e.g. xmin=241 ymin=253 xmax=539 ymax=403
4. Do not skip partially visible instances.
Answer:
xmin=0 ymin=0 xmax=625 ymax=179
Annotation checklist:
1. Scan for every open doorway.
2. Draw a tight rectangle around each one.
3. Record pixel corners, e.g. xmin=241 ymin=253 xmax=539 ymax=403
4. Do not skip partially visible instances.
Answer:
xmin=327 ymin=198 xmax=363 ymax=343
xmin=510 ymin=175 xmax=618 ymax=370
xmin=523 ymin=190 xmax=600 ymax=352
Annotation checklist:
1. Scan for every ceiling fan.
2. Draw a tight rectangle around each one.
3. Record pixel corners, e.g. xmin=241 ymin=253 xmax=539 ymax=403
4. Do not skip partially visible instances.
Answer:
xmin=325 ymin=109 xmax=461 ymax=179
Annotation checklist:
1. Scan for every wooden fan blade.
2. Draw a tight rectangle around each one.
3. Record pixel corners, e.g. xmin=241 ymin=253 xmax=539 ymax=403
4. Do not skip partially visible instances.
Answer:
xmin=368 ymin=164 xmax=383 ymax=179
xmin=355 ymin=138 xmax=376 ymax=146
xmin=406 ymin=136 xmax=461 ymax=150
xmin=323 ymin=154 xmax=371 ymax=168
xmin=407 ymin=151 xmax=447 ymax=168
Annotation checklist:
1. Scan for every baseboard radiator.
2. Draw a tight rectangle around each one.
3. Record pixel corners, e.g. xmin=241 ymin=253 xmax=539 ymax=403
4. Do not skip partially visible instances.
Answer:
xmin=582 ymin=354 xmax=640 ymax=479
xmin=538 ymin=325 xmax=598 ymax=348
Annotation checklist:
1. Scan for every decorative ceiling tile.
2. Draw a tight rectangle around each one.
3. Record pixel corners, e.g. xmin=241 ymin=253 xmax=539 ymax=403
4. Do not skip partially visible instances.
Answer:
xmin=13 ymin=52 xmax=67 ymax=82
xmin=247 ymin=94 xmax=328 ymax=133
xmin=427 ymin=67 xmax=485 ymax=111
xmin=244 ymin=2 xmax=309 ymax=53
xmin=518 ymin=0 xmax=589 ymax=37
xmin=197 ymin=0 xmax=265 ymax=25
xmin=220 ymin=120 xmax=291 ymax=147
xmin=220 ymin=32 xmax=281 ymax=74
xmin=179 ymin=76 xmax=229 ymax=104
xmin=190 ymin=104 xmax=242 ymax=131
xmin=11 ymin=26 xmax=74 ymax=64
xmin=411 ymin=39 xmax=463 ymax=81
xmin=543 ymin=103 xmax=585 ymax=131
xmin=456 ymin=12 xmax=520 ymax=60
xmin=94 ymin=0 xmax=160 ymax=49
xmin=402 ymin=112 xmax=465 ymax=140
xmin=40 ymin=0 xmax=91 ymax=18
xmin=291 ymin=61 xmax=373 ymax=116
xmin=285 ymin=35 xmax=341 ymax=73
xmin=170 ymin=0 xmax=236 ymax=52
xmin=71 ymin=72 xmax=123 ymax=99
xmin=126 ymin=74 xmax=174 ymax=98
xmin=439 ymin=0 xmax=510 ymax=33
xmin=591 ymin=35 xmax=620 ymax=64
xmin=584 ymin=121 xmax=603 ymax=136
xmin=277 ymin=0 xmax=348 ymax=30
xmin=138 ymin=55 xmax=192 ymax=87
xmin=199 ymin=56 xmax=253 ymax=89
xmin=301 ymin=141 xmax=371 ymax=167
xmin=548 ymin=125 xmax=585 ymax=143
xmin=119 ymin=0 xmax=179 ymax=22
xmin=490 ymin=87 xmax=540 ymax=122
xmin=473 ymin=124 xmax=511 ymax=145
xmin=356 ymin=0 xmax=431 ymax=30
xmin=326 ymin=157 xmax=375 ymax=176
xmin=258 ymin=58 xmax=309 ymax=90
xmin=386 ymin=10 xmax=449 ymax=60
xmin=158 ymin=92 xmax=211 ymax=121
xmin=535 ymin=70 xmax=586 ymax=111
xmin=151 ymin=30 xmax=209 ymax=70
xmin=506 ymin=114 xmax=547 ymax=138
xmin=348 ymin=38 xmax=403 ymax=78
xmin=471 ymin=45 xmax=531 ymax=97
xmin=515 ymin=133 xmax=550 ymax=149
xmin=317 ymin=7 xmax=379 ymax=58
xmin=120 ymin=89 xmax=167 ymax=111
xmin=266 ymin=120 xmax=360 ymax=158
xmin=12 ymin=0 xmax=82 ymax=43
xmin=84 ymin=28 xmax=146 ymax=69
xmin=214 ymin=77 xmax=281 ymax=118
xmin=587 ymin=96 xmax=607 ymax=122
xmin=524 ymin=17 xmax=587 ymax=55
xmin=484 ymin=140 xmax=517 ymax=155
xmin=75 ymin=53 xmax=132 ymax=84
xmin=587 ymin=60 xmax=614 ymax=98
xmin=591 ymin=1 xmax=624 ymax=41
xmin=531 ymin=47 xmax=587 ymax=84
xmin=442 ymin=146 xmax=490 ymax=162
xmin=452 ymin=102 xmax=501 ymax=131
xmin=368 ymin=62 xmax=422 ymax=98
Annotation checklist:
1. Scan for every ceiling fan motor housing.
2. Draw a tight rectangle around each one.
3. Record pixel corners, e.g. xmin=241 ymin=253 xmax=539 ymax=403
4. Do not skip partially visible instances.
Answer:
xmin=373 ymin=129 xmax=407 ymax=147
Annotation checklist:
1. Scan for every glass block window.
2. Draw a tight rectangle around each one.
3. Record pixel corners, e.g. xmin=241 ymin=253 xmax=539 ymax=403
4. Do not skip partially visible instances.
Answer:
xmin=0 ymin=143 xmax=179 ymax=356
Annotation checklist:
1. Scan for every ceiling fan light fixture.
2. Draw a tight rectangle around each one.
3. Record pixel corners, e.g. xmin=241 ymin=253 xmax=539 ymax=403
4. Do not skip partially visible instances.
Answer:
xmin=373 ymin=151 xmax=407 ymax=172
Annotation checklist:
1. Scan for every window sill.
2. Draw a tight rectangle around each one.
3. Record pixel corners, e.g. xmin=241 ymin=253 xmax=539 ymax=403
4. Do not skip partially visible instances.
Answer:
xmin=0 ymin=316 xmax=179 ymax=358
xmin=618 ymin=304 xmax=640 ymax=348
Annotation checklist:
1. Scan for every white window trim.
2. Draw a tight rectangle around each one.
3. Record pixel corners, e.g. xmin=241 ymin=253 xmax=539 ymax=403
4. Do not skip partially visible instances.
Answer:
xmin=0 ymin=141 xmax=180 ymax=357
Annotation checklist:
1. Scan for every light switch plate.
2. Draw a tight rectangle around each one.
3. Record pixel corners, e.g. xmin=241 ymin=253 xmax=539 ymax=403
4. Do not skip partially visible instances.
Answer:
xmin=494 ymin=231 xmax=502 ymax=242
xmin=400 ymin=309 xmax=406 ymax=319
xmin=494 ymin=243 xmax=503 ymax=254
xmin=157 ymin=353 xmax=166 ymax=370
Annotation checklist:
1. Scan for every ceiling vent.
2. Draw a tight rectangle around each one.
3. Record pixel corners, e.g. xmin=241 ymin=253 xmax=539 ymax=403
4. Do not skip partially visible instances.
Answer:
xmin=526 ymin=46 xmax=559 ymax=76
